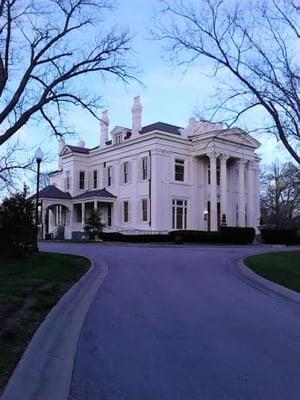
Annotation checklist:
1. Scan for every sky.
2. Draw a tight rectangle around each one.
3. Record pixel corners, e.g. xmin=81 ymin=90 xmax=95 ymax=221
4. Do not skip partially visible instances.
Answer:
xmin=9 ymin=0 xmax=295 ymax=189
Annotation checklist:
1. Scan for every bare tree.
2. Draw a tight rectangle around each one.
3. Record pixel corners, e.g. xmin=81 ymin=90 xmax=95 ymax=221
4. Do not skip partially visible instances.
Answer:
xmin=261 ymin=162 xmax=300 ymax=227
xmin=0 ymin=0 xmax=135 ymax=146
xmin=0 ymin=140 xmax=34 ymax=193
xmin=154 ymin=0 xmax=300 ymax=163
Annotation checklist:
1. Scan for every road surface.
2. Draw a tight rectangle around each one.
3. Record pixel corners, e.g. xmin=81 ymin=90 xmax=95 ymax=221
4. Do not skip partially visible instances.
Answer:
xmin=40 ymin=243 xmax=300 ymax=400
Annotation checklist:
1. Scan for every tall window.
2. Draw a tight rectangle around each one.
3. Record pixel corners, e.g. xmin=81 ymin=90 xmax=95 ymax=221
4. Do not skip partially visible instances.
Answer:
xmin=107 ymin=166 xmax=112 ymax=186
xmin=93 ymin=170 xmax=98 ymax=189
xmin=172 ymin=199 xmax=187 ymax=230
xmin=175 ymin=159 xmax=184 ymax=182
xmin=142 ymin=199 xmax=148 ymax=222
xmin=79 ymin=171 xmax=85 ymax=189
xmin=123 ymin=201 xmax=129 ymax=222
xmin=123 ymin=161 xmax=129 ymax=184
xmin=142 ymin=157 xmax=148 ymax=180
xmin=115 ymin=134 xmax=122 ymax=145
xmin=107 ymin=204 xmax=112 ymax=226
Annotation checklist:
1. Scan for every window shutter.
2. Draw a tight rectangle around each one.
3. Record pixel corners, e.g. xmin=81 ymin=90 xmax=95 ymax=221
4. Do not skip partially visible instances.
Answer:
xmin=128 ymin=161 xmax=132 ymax=183
xmin=119 ymin=163 xmax=124 ymax=185
xmin=146 ymin=156 xmax=150 ymax=179
xmin=102 ymin=167 xmax=107 ymax=187
xmin=110 ymin=166 xmax=115 ymax=186
xmin=138 ymin=158 xmax=143 ymax=181
xmin=128 ymin=200 xmax=131 ymax=223
xmin=88 ymin=170 xmax=93 ymax=190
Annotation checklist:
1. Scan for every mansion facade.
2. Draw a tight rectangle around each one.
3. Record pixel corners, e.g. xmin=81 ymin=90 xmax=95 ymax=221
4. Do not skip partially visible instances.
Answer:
xmin=38 ymin=96 xmax=261 ymax=239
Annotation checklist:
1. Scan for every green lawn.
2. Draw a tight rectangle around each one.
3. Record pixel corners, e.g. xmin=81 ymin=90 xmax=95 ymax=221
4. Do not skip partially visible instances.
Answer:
xmin=0 ymin=252 xmax=90 ymax=394
xmin=244 ymin=251 xmax=300 ymax=293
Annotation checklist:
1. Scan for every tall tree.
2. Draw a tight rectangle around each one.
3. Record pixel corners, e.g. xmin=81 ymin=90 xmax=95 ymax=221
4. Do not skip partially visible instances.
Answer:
xmin=155 ymin=0 xmax=300 ymax=163
xmin=261 ymin=162 xmax=300 ymax=228
xmin=0 ymin=0 xmax=134 ymax=146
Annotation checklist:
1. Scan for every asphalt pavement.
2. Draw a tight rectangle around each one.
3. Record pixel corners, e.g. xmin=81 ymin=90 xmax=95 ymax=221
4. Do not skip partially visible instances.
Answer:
xmin=41 ymin=243 xmax=300 ymax=400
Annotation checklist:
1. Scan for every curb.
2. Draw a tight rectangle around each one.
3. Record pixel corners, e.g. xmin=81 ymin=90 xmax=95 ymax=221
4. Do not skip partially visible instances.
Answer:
xmin=1 ymin=257 xmax=108 ymax=400
xmin=237 ymin=258 xmax=300 ymax=306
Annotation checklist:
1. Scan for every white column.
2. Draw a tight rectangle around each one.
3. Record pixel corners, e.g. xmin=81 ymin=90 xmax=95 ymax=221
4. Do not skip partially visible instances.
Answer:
xmin=247 ymin=161 xmax=256 ymax=228
xmin=82 ymin=202 xmax=85 ymax=228
xmin=238 ymin=159 xmax=247 ymax=227
xmin=209 ymin=153 xmax=218 ymax=231
xmin=220 ymin=154 xmax=229 ymax=224
xmin=151 ymin=150 xmax=162 ymax=231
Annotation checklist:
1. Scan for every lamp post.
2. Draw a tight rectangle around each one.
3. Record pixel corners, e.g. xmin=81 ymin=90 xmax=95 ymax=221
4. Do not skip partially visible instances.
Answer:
xmin=34 ymin=147 xmax=44 ymax=252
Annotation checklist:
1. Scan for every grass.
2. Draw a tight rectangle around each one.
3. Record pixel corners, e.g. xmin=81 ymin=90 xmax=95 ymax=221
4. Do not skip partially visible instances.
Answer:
xmin=0 ymin=252 xmax=90 ymax=394
xmin=244 ymin=251 xmax=300 ymax=293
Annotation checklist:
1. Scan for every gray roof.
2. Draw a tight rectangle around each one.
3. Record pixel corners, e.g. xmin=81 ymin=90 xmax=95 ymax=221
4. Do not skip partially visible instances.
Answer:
xmin=73 ymin=189 xmax=116 ymax=200
xmin=32 ymin=185 xmax=72 ymax=200
xmin=67 ymin=145 xmax=90 ymax=154
xmin=141 ymin=122 xmax=182 ymax=135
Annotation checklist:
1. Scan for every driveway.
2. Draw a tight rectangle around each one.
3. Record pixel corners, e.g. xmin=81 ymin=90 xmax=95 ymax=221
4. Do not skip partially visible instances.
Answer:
xmin=40 ymin=243 xmax=300 ymax=400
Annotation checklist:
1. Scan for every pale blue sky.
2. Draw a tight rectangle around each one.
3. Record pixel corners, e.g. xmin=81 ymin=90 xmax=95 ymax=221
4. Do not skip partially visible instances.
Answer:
xmin=15 ymin=0 xmax=292 ymax=185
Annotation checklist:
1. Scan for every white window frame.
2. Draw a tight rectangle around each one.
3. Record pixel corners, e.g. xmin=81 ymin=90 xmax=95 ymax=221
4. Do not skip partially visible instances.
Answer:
xmin=175 ymin=159 xmax=185 ymax=182
xmin=172 ymin=199 xmax=187 ymax=230
xmin=142 ymin=157 xmax=148 ymax=180
xmin=93 ymin=170 xmax=98 ymax=189
xmin=123 ymin=200 xmax=129 ymax=223
xmin=123 ymin=161 xmax=129 ymax=184
xmin=142 ymin=198 xmax=148 ymax=222
xmin=79 ymin=170 xmax=85 ymax=190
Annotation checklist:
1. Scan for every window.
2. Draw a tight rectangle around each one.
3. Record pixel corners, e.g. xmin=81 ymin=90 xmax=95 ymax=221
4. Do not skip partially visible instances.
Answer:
xmin=93 ymin=170 xmax=98 ymax=189
xmin=107 ymin=166 xmax=112 ymax=186
xmin=115 ymin=134 xmax=122 ymax=145
xmin=123 ymin=201 xmax=129 ymax=222
xmin=175 ymin=159 xmax=184 ymax=182
xmin=79 ymin=171 xmax=85 ymax=189
xmin=107 ymin=204 xmax=112 ymax=226
xmin=172 ymin=199 xmax=187 ymax=230
xmin=123 ymin=162 xmax=129 ymax=184
xmin=142 ymin=199 xmax=148 ymax=222
xmin=142 ymin=157 xmax=148 ymax=180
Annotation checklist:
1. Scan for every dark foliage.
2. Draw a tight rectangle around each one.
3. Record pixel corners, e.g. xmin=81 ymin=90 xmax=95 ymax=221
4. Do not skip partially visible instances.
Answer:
xmin=219 ymin=227 xmax=256 ymax=244
xmin=0 ymin=188 xmax=35 ymax=256
xmin=84 ymin=210 xmax=105 ymax=241
xmin=260 ymin=229 xmax=297 ymax=245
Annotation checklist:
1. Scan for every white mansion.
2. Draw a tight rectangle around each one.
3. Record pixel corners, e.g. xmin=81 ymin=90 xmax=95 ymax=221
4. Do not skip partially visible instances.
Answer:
xmin=38 ymin=96 xmax=261 ymax=239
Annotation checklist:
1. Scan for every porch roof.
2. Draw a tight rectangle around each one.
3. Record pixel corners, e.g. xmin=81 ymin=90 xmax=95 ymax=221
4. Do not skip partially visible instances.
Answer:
xmin=30 ymin=185 xmax=72 ymax=200
xmin=73 ymin=188 xmax=116 ymax=200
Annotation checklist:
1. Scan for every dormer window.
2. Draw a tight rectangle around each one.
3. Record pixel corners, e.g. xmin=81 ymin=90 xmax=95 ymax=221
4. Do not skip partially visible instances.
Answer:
xmin=115 ymin=134 xmax=122 ymax=145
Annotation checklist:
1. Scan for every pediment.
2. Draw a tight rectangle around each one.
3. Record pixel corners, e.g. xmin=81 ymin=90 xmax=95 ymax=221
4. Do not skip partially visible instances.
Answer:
xmin=60 ymin=146 xmax=72 ymax=156
xmin=208 ymin=128 xmax=260 ymax=149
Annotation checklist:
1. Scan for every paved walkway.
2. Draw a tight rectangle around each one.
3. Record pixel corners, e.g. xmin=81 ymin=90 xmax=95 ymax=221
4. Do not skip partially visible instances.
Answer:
xmin=41 ymin=243 xmax=300 ymax=400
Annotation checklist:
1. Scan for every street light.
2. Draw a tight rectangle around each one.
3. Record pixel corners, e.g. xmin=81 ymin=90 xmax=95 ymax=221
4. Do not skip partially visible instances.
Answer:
xmin=34 ymin=147 xmax=44 ymax=252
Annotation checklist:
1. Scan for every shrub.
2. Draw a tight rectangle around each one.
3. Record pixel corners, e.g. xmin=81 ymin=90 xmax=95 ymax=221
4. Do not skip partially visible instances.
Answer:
xmin=220 ymin=226 xmax=256 ymax=244
xmin=0 ymin=188 xmax=35 ymax=256
xmin=260 ymin=229 xmax=296 ymax=244
xmin=169 ymin=230 xmax=221 ymax=243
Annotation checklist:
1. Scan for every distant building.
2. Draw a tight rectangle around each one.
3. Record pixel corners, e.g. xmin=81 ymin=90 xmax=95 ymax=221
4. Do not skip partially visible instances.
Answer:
xmin=37 ymin=96 xmax=261 ymax=239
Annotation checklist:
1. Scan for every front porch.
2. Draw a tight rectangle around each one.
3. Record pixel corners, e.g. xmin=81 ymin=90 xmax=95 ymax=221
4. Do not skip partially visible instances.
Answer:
xmin=34 ymin=186 xmax=116 ymax=240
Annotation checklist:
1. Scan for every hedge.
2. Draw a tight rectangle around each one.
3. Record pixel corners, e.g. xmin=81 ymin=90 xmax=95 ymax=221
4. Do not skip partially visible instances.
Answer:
xmin=169 ymin=227 xmax=255 ymax=245
xmin=260 ymin=229 xmax=297 ymax=244
xmin=100 ymin=227 xmax=256 ymax=245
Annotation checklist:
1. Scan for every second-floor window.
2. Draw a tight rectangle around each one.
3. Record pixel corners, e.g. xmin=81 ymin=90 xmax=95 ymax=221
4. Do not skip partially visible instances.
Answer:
xmin=208 ymin=159 xmax=221 ymax=185
xmin=142 ymin=157 xmax=148 ymax=180
xmin=123 ymin=201 xmax=129 ymax=222
xmin=107 ymin=166 xmax=112 ymax=186
xmin=123 ymin=161 xmax=129 ymax=184
xmin=79 ymin=171 xmax=85 ymax=189
xmin=175 ymin=159 xmax=184 ymax=181
xmin=93 ymin=170 xmax=98 ymax=189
